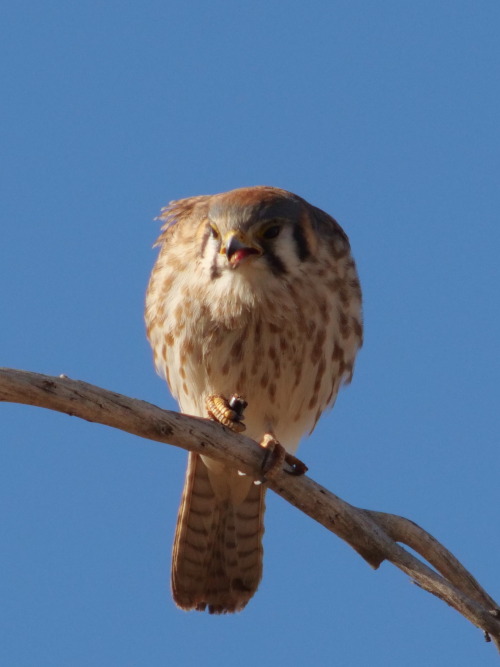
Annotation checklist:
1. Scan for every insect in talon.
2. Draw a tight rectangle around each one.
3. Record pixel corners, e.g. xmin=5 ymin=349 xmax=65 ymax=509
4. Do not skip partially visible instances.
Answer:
xmin=229 ymin=394 xmax=248 ymax=418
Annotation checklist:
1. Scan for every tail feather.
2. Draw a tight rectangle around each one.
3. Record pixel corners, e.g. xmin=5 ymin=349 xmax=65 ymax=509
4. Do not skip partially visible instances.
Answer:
xmin=171 ymin=452 xmax=265 ymax=613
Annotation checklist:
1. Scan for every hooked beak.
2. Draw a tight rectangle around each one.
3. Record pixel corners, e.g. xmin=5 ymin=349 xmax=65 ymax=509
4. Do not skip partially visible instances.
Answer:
xmin=221 ymin=231 xmax=262 ymax=267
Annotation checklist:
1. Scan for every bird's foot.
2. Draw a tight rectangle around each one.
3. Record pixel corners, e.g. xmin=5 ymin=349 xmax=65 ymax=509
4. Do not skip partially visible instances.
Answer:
xmin=259 ymin=433 xmax=308 ymax=479
xmin=205 ymin=393 xmax=247 ymax=433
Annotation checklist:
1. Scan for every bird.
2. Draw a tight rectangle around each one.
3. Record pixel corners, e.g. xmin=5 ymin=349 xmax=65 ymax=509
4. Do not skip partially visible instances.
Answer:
xmin=145 ymin=185 xmax=363 ymax=614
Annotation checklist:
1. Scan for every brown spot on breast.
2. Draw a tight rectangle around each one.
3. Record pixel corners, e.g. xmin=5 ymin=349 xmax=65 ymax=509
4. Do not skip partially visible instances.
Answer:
xmin=230 ymin=334 xmax=245 ymax=363
xmin=332 ymin=341 xmax=344 ymax=362
xmin=269 ymin=345 xmax=278 ymax=364
xmin=325 ymin=276 xmax=341 ymax=292
xmin=182 ymin=382 xmax=189 ymax=396
xmin=181 ymin=339 xmax=194 ymax=356
xmin=260 ymin=371 xmax=269 ymax=388
xmin=174 ymin=303 xmax=184 ymax=320
xmin=156 ymin=304 xmax=166 ymax=323
xmin=179 ymin=366 xmax=186 ymax=379
xmin=254 ymin=319 xmax=262 ymax=346
xmin=311 ymin=328 xmax=326 ymax=364
xmin=221 ymin=359 xmax=230 ymax=376
xmin=160 ymin=274 xmax=174 ymax=296
xmin=307 ymin=319 xmax=317 ymax=338
xmin=279 ymin=336 xmax=288 ymax=353
xmin=167 ymin=255 xmax=183 ymax=273
xmin=338 ymin=309 xmax=351 ymax=339
xmin=268 ymin=382 xmax=276 ymax=403
xmin=313 ymin=356 xmax=326 ymax=394
xmin=165 ymin=332 xmax=174 ymax=346
xmin=339 ymin=287 xmax=349 ymax=307
xmin=317 ymin=295 xmax=329 ymax=323
xmin=308 ymin=392 xmax=319 ymax=410
xmin=174 ymin=323 xmax=184 ymax=338
xmin=212 ymin=328 xmax=226 ymax=348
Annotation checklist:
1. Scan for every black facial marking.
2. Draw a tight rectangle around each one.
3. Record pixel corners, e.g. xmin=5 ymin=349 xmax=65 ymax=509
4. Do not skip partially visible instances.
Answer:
xmin=210 ymin=253 xmax=221 ymax=280
xmin=265 ymin=250 xmax=287 ymax=276
xmin=261 ymin=223 xmax=281 ymax=240
xmin=292 ymin=223 xmax=310 ymax=261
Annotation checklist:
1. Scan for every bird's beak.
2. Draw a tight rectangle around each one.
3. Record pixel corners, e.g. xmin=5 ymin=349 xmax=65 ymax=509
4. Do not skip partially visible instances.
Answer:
xmin=221 ymin=231 xmax=262 ymax=267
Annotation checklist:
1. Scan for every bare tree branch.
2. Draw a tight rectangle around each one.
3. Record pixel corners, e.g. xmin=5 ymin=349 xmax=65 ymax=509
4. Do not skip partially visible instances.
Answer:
xmin=1 ymin=367 xmax=499 ymax=650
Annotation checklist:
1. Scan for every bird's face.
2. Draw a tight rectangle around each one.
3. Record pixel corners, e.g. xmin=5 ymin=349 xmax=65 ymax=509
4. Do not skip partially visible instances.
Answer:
xmin=200 ymin=188 xmax=311 ymax=282
xmin=206 ymin=216 xmax=296 ymax=274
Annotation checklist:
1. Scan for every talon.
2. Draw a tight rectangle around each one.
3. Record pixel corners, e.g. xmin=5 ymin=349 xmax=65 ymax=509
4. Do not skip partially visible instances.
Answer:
xmin=283 ymin=452 xmax=308 ymax=476
xmin=260 ymin=434 xmax=286 ymax=479
xmin=206 ymin=394 xmax=246 ymax=433
xmin=259 ymin=434 xmax=308 ymax=478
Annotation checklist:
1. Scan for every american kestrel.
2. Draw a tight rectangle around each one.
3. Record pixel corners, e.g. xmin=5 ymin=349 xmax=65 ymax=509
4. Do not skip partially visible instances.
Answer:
xmin=145 ymin=186 xmax=362 ymax=613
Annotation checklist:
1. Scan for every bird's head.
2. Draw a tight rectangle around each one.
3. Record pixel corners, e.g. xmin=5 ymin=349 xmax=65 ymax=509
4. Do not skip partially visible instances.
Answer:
xmin=200 ymin=186 xmax=318 ymax=281
xmin=152 ymin=185 xmax=357 ymax=333
xmin=156 ymin=185 xmax=350 ymax=300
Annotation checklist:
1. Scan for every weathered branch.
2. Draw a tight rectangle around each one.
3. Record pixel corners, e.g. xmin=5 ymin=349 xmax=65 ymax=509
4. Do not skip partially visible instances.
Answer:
xmin=1 ymin=367 xmax=499 ymax=650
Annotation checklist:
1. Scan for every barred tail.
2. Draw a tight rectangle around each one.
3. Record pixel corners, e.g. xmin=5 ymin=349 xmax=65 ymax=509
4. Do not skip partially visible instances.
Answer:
xmin=171 ymin=452 xmax=266 ymax=613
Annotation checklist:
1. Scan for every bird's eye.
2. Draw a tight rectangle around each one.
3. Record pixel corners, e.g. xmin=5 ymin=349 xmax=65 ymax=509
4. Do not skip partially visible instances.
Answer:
xmin=209 ymin=224 xmax=220 ymax=240
xmin=261 ymin=224 xmax=281 ymax=240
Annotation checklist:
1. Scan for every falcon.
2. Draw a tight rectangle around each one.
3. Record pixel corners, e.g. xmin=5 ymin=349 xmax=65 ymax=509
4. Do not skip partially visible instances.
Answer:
xmin=145 ymin=186 xmax=362 ymax=613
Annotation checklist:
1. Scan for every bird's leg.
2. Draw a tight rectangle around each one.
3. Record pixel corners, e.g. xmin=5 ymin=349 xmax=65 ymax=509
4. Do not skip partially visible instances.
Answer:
xmin=205 ymin=395 xmax=308 ymax=479
xmin=260 ymin=433 xmax=308 ymax=478
xmin=205 ymin=394 xmax=247 ymax=433
xmin=206 ymin=394 xmax=249 ymax=479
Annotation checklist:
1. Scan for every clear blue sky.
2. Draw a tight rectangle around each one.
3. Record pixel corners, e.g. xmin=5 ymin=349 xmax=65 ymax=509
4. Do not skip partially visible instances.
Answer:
xmin=1 ymin=2 xmax=499 ymax=665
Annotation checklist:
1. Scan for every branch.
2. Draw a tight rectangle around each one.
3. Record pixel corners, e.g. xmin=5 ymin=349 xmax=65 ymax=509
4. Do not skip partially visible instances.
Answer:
xmin=1 ymin=367 xmax=499 ymax=650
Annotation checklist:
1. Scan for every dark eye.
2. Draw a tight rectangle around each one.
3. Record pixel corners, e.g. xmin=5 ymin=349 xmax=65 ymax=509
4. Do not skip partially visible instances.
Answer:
xmin=262 ymin=224 xmax=281 ymax=240
xmin=209 ymin=224 xmax=220 ymax=240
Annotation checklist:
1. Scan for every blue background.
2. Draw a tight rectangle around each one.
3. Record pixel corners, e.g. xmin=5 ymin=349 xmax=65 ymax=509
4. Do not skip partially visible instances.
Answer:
xmin=1 ymin=2 xmax=499 ymax=665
